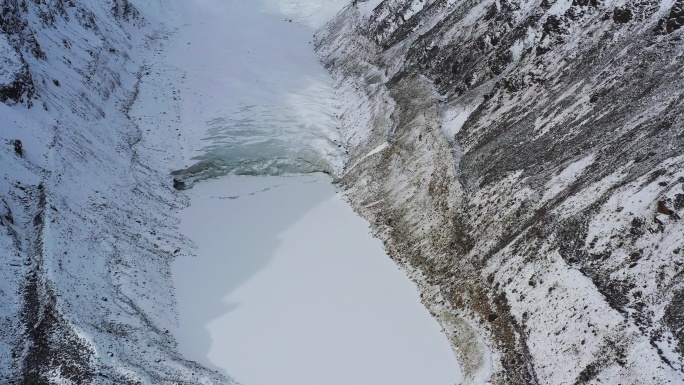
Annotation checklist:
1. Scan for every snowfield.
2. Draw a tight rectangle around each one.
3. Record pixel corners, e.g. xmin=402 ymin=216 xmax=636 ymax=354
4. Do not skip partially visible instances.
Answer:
xmin=153 ymin=1 xmax=461 ymax=383
xmin=154 ymin=0 xmax=348 ymax=187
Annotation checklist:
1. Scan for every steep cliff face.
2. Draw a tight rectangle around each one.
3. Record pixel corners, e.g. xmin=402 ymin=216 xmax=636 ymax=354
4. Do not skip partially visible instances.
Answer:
xmin=0 ymin=1 xmax=228 ymax=383
xmin=317 ymin=0 xmax=684 ymax=383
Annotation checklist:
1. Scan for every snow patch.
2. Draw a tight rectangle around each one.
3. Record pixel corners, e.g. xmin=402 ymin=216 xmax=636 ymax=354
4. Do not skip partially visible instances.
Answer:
xmin=443 ymin=103 xmax=479 ymax=141
xmin=358 ymin=0 xmax=386 ymax=18
xmin=363 ymin=141 xmax=389 ymax=158
xmin=541 ymin=154 xmax=595 ymax=203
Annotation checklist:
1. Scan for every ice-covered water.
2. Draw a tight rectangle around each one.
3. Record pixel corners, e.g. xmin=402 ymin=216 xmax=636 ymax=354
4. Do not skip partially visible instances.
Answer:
xmin=173 ymin=174 xmax=462 ymax=385
xmin=172 ymin=100 xmax=344 ymax=187
xmin=164 ymin=0 xmax=347 ymax=188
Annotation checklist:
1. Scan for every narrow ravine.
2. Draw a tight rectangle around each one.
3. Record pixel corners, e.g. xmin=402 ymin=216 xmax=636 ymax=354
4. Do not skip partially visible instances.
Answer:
xmin=133 ymin=0 xmax=462 ymax=383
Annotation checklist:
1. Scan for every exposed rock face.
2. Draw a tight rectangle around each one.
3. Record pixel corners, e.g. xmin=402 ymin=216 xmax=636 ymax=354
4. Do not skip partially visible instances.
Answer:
xmin=0 ymin=1 xmax=37 ymax=105
xmin=316 ymin=1 xmax=684 ymax=383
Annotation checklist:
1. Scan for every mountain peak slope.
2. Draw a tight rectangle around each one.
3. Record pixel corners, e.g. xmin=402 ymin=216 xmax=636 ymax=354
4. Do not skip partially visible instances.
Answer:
xmin=316 ymin=1 xmax=684 ymax=383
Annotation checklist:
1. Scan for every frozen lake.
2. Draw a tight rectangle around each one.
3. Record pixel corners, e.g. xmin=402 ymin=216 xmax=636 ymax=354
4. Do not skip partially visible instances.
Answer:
xmin=172 ymin=174 xmax=461 ymax=385
xmin=151 ymin=0 xmax=462 ymax=383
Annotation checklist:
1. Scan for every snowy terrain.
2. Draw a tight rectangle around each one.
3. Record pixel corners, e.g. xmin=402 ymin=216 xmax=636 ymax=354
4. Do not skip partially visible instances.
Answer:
xmin=155 ymin=0 xmax=348 ymax=188
xmin=0 ymin=0 xmax=461 ymax=383
xmin=0 ymin=0 xmax=229 ymax=382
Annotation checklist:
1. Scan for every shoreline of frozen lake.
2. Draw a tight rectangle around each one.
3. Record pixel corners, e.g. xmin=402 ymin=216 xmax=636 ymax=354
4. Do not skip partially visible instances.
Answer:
xmin=172 ymin=173 xmax=462 ymax=385
xmin=132 ymin=0 xmax=463 ymax=382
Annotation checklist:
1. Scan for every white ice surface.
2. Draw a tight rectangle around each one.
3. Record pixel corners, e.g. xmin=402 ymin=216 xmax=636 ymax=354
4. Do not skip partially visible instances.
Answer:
xmin=0 ymin=33 xmax=22 ymax=86
xmin=264 ymin=0 xmax=351 ymax=28
xmin=172 ymin=174 xmax=461 ymax=385
xmin=143 ymin=0 xmax=347 ymax=177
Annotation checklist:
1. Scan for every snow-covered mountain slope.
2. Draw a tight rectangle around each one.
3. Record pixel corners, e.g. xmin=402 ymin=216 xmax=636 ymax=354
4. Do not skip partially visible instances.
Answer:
xmin=3 ymin=0 xmax=683 ymax=383
xmin=0 ymin=0 xmax=231 ymax=383
xmin=316 ymin=1 xmax=684 ymax=384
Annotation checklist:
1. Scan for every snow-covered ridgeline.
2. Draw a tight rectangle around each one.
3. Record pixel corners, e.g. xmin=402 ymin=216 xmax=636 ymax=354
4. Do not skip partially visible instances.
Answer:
xmin=0 ymin=0 xmax=229 ymax=382
xmin=317 ymin=1 xmax=684 ymax=384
